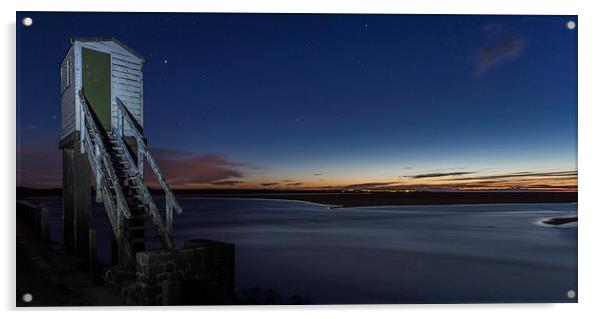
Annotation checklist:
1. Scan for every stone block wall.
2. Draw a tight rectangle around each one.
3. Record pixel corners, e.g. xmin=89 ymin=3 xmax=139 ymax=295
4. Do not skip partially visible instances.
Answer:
xmin=126 ymin=239 xmax=235 ymax=305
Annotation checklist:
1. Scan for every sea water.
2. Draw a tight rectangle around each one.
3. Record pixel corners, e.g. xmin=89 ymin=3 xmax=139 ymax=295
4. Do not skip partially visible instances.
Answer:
xmin=23 ymin=196 xmax=577 ymax=303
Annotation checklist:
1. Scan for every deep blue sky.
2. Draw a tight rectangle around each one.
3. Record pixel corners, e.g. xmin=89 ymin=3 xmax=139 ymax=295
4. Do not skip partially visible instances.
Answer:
xmin=16 ymin=12 xmax=577 ymax=190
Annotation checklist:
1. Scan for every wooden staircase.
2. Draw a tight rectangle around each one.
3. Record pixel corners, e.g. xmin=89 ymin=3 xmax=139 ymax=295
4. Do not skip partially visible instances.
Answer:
xmin=105 ymin=133 xmax=167 ymax=252
xmin=78 ymin=89 xmax=182 ymax=269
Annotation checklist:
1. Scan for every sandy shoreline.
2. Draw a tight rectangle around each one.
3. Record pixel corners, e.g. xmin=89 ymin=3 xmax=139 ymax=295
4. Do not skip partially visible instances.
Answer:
xmin=542 ymin=216 xmax=578 ymax=225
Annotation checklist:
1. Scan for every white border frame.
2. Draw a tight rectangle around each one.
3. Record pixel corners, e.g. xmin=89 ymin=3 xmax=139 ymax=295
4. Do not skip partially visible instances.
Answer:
xmin=4 ymin=1 xmax=602 ymax=318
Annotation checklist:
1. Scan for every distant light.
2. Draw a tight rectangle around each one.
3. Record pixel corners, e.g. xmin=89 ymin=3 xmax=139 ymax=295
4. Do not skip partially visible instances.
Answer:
xmin=22 ymin=17 xmax=33 ymax=27
xmin=566 ymin=21 xmax=576 ymax=30
xmin=164 ymin=59 xmax=168 ymax=64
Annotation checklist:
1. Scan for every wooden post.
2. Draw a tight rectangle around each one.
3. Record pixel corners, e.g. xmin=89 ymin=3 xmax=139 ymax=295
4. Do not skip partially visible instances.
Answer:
xmin=116 ymin=204 xmax=125 ymax=267
xmin=95 ymin=144 xmax=102 ymax=202
xmin=89 ymin=229 xmax=97 ymax=275
xmin=121 ymin=110 xmax=125 ymax=137
xmin=162 ymin=280 xmax=179 ymax=305
xmin=111 ymin=235 xmax=119 ymax=266
xmin=137 ymin=142 xmax=144 ymax=177
xmin=62 ymin=147 xmax=75 ymax=253
xmin=39 ymin=207 xmax=49 ymax=245
xmin=79 ymin=99 xmax=85 ymax=154
xmin=166 ymin=201 xmax=173 ymax=236
xmin=162 ymin=281 xmax=169 ymax=305
xmin=60 ymin=131 xmax=92 ymax=257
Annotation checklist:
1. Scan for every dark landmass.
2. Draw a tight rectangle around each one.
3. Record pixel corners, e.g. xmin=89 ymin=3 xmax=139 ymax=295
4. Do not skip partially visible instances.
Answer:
xmin=17 ymin=187 xmax=62 ymax=197
xmin=543 ymin=216 xmax=578 ymax=225
xmin=16 ymin=201 xmax=123 ymax=306
xmin=176 ymin=191 xmax=578 ymax=208
xmin=17 ymin=187 xmax=577 ymax=208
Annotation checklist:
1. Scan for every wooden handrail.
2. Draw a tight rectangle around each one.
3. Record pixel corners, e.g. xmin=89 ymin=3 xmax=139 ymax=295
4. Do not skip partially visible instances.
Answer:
xmin=115 ymin=97 xmax=182 ymax=240
xmin=115 ymin=97 xmax=183 ymax=215
xmin=79 ymin=90 xmax=134 ymax=267
xmin=80 ymin=91 xmax=131 ymax=219
xmin=110 ymin=129 xmax=174 ymax=248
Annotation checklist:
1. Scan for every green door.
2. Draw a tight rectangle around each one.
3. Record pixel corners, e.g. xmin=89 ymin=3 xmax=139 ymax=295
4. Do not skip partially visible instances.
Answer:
xmin=82 ymin=47 xmax=111 ymax=131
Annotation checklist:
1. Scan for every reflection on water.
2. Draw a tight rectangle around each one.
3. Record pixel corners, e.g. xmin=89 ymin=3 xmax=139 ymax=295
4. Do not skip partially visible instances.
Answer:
xmin=24 ymin=196 xmax=577 ymax=303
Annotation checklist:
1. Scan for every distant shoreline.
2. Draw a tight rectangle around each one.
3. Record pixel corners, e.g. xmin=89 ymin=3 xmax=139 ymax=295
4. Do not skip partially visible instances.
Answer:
xmin=16 ymin=187 xmax=577 ymax=208
xmin=188 ymin=192 xmax=577 ymax=208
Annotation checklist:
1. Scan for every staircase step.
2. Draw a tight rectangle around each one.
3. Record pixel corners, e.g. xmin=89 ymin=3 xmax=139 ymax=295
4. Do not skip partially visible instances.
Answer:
xmin=129 ymin=238 xmax=145 ymax=245
xmin=130 ymin=236 xmax=164 ymax=245
xmin=127 ymin=190 xmax=143 ymax=198
xmin=127 ymin=225 xmax=156 ymax=232
xmin=127 ymin=202 xmax=147 ymax=209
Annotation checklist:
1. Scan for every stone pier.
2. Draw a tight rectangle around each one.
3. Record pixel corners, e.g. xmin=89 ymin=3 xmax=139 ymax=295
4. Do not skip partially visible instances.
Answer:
xmin=105 ymin=239 xmax=235 ymax=305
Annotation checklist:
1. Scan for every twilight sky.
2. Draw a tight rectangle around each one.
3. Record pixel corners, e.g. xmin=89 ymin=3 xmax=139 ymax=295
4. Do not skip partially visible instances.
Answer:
xmin=16 ymin=13 xmax=577 ymax=191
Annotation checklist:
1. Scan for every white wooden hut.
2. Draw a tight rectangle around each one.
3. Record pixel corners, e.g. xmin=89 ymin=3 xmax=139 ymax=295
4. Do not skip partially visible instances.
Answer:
xmin=59 ymin=37 xmax=145 ymax=141
xmin=58 ymin=38 xmax=181 ymax=267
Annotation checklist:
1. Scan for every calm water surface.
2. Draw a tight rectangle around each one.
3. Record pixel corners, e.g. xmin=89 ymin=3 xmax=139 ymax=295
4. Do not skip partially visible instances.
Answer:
xmin=24 ymin=196 xmax=577 ymax=303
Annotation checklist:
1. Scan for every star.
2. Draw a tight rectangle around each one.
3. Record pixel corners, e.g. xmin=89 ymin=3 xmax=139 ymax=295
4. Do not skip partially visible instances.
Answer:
xmin=164 ymin=59 xmax=168 ymax=64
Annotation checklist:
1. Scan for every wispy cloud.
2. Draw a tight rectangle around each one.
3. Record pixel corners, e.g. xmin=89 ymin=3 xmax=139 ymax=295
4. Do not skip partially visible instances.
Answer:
xmin=526 ymin=184 xmax=577 ymax=190
xmin=475 ymin=35 xmax=527 ymax=75
xmin=148 ymin=147 xmax=246 ymax=188
xmin=405 ymin=170 xmax=577 ymax=192
xmin=343 ymin=182 xmax=399 ymax=190
xmin=317 ymin=169 xmax=577 ymax=192
xmin=261 ymin=182 xmax=279 ymax=186
xmin=209 ymin=180 xmax=244 ymax=186
xmin=446 ymin=170 xmax=577 ymax=181
xmin=406 ymin=171 xmax=474 ymax=179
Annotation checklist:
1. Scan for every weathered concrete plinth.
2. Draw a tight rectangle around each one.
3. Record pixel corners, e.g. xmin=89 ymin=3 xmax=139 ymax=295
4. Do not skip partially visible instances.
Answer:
xmin=59 ymin=132 xmax=92 ymax=259
xmin=105 ymin=239 xmax=235 ymax=305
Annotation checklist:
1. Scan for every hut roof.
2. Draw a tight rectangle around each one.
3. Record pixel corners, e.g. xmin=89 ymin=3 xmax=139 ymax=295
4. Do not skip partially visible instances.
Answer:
xmin=71 ymin=37 xmax=146 ymax=62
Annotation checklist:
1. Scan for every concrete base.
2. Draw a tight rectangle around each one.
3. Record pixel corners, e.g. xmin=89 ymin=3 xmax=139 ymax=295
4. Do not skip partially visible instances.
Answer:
xmin=105 ymin=239 xmax=235 ymax=305
xmin=59 ymin=132 xmax=92 ymax=258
